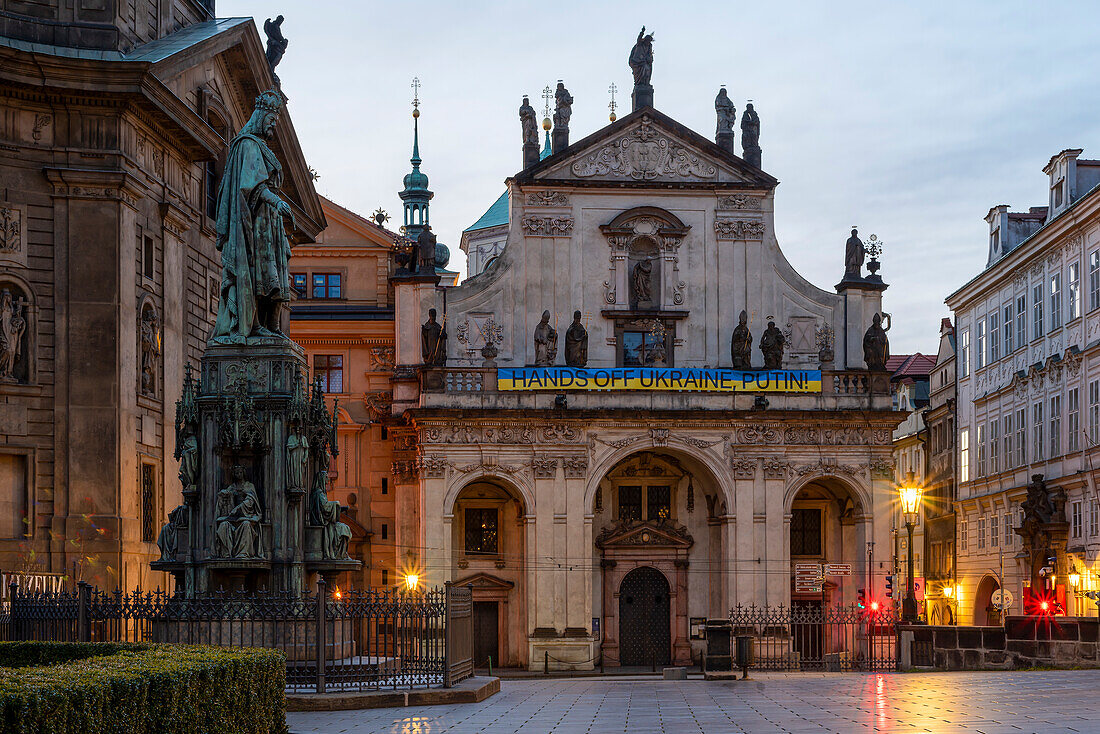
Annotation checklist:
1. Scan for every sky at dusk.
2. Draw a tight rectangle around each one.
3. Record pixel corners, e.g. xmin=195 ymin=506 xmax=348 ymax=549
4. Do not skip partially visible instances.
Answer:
xmin=221 ymin=0 xmax=1100 ymax=353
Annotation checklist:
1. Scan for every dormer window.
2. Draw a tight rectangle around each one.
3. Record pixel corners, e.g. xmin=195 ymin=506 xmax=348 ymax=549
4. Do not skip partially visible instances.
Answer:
xmin=1053 ymin=180 xmax=1064 ymax=208
xmin=990 ymin=228 xmax=999 ymax=255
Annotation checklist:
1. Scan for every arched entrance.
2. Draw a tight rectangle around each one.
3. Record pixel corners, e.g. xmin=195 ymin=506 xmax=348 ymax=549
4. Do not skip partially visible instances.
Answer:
xmin=975 ymin=575 xmax=1001 ymax=626
xmin=618 ymin=567 xmax=670 ymax=666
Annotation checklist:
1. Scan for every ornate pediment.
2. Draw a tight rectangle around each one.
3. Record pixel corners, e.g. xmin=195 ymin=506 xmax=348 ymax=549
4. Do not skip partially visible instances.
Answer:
xmin=453 ymin=572 xmax=515 ymax=591
xmin=595 ymin=519 xmax=694 ymax=549
xmin=513 ymin=108 xmax=777 ymax=188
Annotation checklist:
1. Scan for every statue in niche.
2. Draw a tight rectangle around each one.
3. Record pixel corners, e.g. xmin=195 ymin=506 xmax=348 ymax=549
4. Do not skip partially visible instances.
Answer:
xmin=519 ymin=96 xmax=538 ymax=146
xmin=863 ymin=312 xmax=889 ymax=371
xmin=263 ymin=15 xmax=288 ymax=80
xmin=421 ymin=308 xmax=446 ymax=365
xmin=533 ymin=310 xmax=558 ymax=366
xmin=631 ymin=258 xmax=653 ymax=305
xmin=286 ymin=427 xmax=310 ymax=492
xmin=0 ymin=287 xmax=27 ymax=383
xmin=715 ymin=88 xmax=736 ymax=137
xmin=844 ymin=228 xmax=865 ymax=279
xmin=213 ymin=465 xmax=263 ymax=559
xmin=416 ymin=227 xmax=437 ymax=274
xmin=210 ymin=90 xmax=295 ymax=345
xmin=156 ymin=505 xmax=186 ymax=562
xmin=139 ymin=307 xmax=159 ymax=397
xmin=759 ymin=320 xmax=785 ymax=369
xmin=730 ymin=310 xmax=752 ymax=369
xmin=309 ymin=454 xmax=352 ymax=560
xmin=629 ymin=26 xmax=655 ymax=86
xmin=565 ymin=310 xmax=588 ymax=367
xmin=553 ymin=82 xmax=573 ymax=130
xmin=177 ymin=426 xmax=199 ymax=491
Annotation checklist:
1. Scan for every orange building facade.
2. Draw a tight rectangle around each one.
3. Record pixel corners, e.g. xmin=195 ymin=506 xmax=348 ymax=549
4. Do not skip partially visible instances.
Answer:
xmin=287 ymin=196 xmax=401 ymax=590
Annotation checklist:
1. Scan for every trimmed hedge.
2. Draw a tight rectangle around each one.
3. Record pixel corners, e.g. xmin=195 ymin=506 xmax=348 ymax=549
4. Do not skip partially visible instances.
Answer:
xmin=0 ymin=642 xmax=286 ymax=734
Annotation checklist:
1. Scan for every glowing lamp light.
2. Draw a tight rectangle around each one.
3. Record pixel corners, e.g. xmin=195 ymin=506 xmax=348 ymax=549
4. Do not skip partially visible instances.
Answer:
xmin=1070 ymin=572 xmax=1082 ymax=588
xmin=404 ymin=573 xmax=420 ymax=591
xmin=333 ymin=588 xmax=342 ymax=601
xmin=942 ymin=586 xmax=954 ymax=599
xmin=1040 ymin=600 xmax=1050 ymax=612
xmin=870 ymin=600 xmax=880 ymax=612
xmin=897 ymin=472 xmax=924 ymax=523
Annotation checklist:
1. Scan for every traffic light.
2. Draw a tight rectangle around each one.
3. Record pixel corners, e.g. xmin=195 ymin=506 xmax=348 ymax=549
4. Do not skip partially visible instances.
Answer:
xmin=885 ymin=575 xmax=893 ymax=599
xmin=857 ymin=588 xmax=867 ymax=609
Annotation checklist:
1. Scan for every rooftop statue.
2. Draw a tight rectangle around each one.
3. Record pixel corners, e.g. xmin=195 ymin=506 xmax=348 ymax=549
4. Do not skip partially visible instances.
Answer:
xmin=741 ymin=102 xmax=761 ymax=168
xmin=759 ymin=320 xmax=784 ymax=370
xmin=519 ymin=96 xmax=538 ymax=146
xmin=553 ymin=82 xmax=573 ymax=129
xmin=534 ymin=310 xmax=558 ymax=366
xmin=715 ymin=88 xmax=736 ymax=137
xmin=210 ymin=90 xmax=295 ymax=345
xmin=629 ymin=26 xmax=655 ymax=86
xmin=565 ymin=310 xmax=588 ymax=368
xmin=862 ymin=312 xmax=889 ymax=371
xmin=263 ymin=16 xmax=288 ymax=84
xmin=844 ymin=228 xmax=865 ymax=279
xmin=730 ymin=309 xmax=752 ymax=370
xmin=422 ymin=308 xmax=446 ymax=366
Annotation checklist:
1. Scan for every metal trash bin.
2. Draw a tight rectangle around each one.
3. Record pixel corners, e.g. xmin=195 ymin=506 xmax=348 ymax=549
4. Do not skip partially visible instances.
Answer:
xmin=735 ymin=634 xmax=755 ymax=679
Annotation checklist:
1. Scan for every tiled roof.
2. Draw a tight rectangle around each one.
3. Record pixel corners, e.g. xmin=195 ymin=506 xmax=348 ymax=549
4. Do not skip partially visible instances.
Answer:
xmin=319 ymin=195 xmax=399 ymax=242
xmin=0 ymin=18 xmax=250 ymax=62
xmin=888 ymin=353 xmax=937 ymax=379
xmin=464 ymin=190 xmax=508 ymax=233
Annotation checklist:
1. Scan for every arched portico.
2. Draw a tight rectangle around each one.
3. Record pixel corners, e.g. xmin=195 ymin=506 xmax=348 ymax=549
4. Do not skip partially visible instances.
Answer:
xmin=975 ymin=574 xmax=1001 ymax=626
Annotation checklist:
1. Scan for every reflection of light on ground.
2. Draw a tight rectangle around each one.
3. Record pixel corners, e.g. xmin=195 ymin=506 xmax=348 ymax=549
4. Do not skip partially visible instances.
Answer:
xmin=390 ymin=716 xmax=437 ymax=733
xmin=875 ymin=674 xmax=886 ymax=727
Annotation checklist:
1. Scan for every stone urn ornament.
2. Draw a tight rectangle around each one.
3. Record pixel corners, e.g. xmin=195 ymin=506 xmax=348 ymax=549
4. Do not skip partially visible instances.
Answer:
xmin=865 ymin=234 xmax=882 ymax=278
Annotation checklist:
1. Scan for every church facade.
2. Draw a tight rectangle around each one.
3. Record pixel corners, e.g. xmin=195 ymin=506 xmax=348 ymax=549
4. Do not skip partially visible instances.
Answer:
xmin=390 ymin=66 xmax=902 ymax=669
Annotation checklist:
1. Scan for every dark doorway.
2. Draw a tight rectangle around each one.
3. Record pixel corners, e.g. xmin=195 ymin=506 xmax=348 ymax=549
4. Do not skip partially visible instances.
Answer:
xmin=618 ymin=567 xmax=671 ymax=667
xmin=473 ymin=601 xmax=499 ymax=668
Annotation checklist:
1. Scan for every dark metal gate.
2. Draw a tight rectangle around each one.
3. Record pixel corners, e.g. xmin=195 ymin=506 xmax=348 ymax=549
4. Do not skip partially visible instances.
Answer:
xmin=618 ymin=567 xmax=670 ymax=667
xmin=730 ymin=603 xmax=898 ymax=671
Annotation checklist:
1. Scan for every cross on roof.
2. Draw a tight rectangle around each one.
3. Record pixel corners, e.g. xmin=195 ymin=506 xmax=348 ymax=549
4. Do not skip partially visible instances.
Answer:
xmin=411 ymin=77 xmax=421 ymax=111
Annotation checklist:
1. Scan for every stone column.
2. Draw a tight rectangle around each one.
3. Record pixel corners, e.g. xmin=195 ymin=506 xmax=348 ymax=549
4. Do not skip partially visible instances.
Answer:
xmin=764 ymin=470 xmax=787 ymax=606
xmin=734 ymin=479 xmax=754 ymax=604
xmin=673 ymin=558 xmax=691 ymax=664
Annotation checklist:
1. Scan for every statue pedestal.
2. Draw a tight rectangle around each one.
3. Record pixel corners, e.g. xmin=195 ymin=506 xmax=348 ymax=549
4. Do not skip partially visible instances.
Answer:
xmin=552 ymin=128 xmax=570 ymax=155
xmin=155 ymin=336 xmax=360 ymax=597
xmin=716 ymin=131 xmax=735 ymax=155
xmin=632 ymin=84 xmax=653 ymax=111
xmin=523 ymin=141 xmax=540 ymax=169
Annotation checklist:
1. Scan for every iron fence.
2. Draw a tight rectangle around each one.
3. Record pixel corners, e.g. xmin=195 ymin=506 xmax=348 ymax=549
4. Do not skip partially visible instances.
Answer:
xmin=728 ymin=603 xmax=898 ymax=672
xmin=5 ymin=579 xmax=474 ymax=693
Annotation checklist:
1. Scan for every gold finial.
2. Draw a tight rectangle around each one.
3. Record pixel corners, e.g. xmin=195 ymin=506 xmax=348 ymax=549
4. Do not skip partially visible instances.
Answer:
xmin=411 ymin=76 xmax=421 ymax=118
xmin=608 ymin=82 xmax=618 ymax=122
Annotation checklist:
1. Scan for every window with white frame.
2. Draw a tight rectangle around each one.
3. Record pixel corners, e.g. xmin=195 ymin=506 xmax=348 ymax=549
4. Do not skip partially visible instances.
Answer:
xmin=1091 ymin=379 xmax=1100 ymax=443
xmin=1091 ymin=499 xmax=1099 ymax=537
xmin=960 ymin=516 xmax=969 ymax=551
xmin=1033 ymin=283 xmax=1044 ymax=339
xmin=989 ymin=420 xmax=999 ymax=473
xmin=1069 ymin=387 xmax=1081 ymax=452
xmin=1050 ymin=394 xmax=1062 ymax=458
xmin=1016 ymin=295 xmax=1027 ymax=349
xmin=1004 ymin=514 xmax=1012 ymax=546
xmin=976 ymin=424 xmax=986 ymax=477
xmin=978 ymin=517 xmax=986 ymax=549
xmin=1073 ymin=500 xmax=1083 ymax=539
xmin=1003 ymin=303 xmax=1013 ymax=353
xmin=976 ymin=320 xmax=987 ymax=369
xmin=1090 ymin=250 xmax=1100 ymax=311
xmin=960 ymin=329 xmax=970 ymax=377
xmin=1069 ymin=262 xmax=1081 ymax=321
xmin=959 ymin=428 xmax=970 ymax=482
xmin=1003 ymin=414 xmax=1013 ymax=469
xmin=1033 ymin=401 xmax=1044 ymax=462
xmin=990 ymin=511 xmax=999 ymax=547
xmin=1016 ymin=407 xmax=1027 ymax=466
xmin=989 ymin=312 xmax=1000 ymax=362
xmin=1050 ymin=273 xmax=1062 ymax=331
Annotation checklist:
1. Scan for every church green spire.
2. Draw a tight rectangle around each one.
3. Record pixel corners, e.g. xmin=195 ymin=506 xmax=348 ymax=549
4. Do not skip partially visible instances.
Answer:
xmin=399 ymin=77 xmax=433 ymax=240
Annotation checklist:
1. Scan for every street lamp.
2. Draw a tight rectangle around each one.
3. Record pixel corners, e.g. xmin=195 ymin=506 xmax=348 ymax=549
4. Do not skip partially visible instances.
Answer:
xmin=404 ymin=573 xmax=420 ymax=592
xmin=898 ymin=471 xmax=924 ymax=624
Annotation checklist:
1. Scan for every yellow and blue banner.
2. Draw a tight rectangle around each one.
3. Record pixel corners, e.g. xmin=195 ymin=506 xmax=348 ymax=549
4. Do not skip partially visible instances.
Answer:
xmin=497 ymin=367 xmax=821 ymax=393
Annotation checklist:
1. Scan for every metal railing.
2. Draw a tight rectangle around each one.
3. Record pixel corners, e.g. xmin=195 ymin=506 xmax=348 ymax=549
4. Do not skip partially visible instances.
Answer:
xmin=729 ymin=603 xmax=898 ymax=672
xmin=6 ymin=579 xmax=474 ymax=693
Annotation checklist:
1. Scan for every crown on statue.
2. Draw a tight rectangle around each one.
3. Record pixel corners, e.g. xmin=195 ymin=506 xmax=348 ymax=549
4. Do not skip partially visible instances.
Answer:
xmin=254 ymin=89 xmax=285 ymax=113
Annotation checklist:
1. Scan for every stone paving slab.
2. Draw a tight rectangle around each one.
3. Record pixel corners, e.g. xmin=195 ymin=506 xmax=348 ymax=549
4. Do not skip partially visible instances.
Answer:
xmin=287 ymin=670 xmax=1100 ymax=733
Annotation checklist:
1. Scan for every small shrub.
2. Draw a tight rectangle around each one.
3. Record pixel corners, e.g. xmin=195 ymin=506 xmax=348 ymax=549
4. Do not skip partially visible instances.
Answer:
xmin=0 ymin=642 xmax=286 ymax=734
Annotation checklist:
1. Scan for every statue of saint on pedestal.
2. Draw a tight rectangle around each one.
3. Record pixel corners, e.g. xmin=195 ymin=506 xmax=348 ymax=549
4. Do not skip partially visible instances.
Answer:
xmin=213 ymin=465 xmax=263 ymax=559
xmin=564 ymin=311 xmax=588 ymax=367
xmin=178 ymin=429 xmax=199 ymax=491
xmin=286 ymin=427 xmax=309 ymax=491
xmin=416 ymin=227 xmax=437 ymax=274
xmin=730 ymin=310 xmax=752 ymax=370
xmin=715 ymin=88 xmax=736 ymax=137
xmin=0 ymin=288 xmax=27 ymax=383
xmin=629 ymin=27 xmax=654 ymax=86
xmin=863 ymin=312 xmax=889 ymax=371
xmin=759 ymin=320 xmax=785 ymax=370
xmin=210 ymin=90 xmax=296 ymax=345
xmin=844 ymin=228 xmax=865 ymax=279
xmin=553 ymin=82 xmax=573 ymax=130
xmin=631 ymin=259 xmax=653 ymax=304
xmin=156 ymin=505 xmax=186 ymax=562
xmin=519 ymin=96 xmax=538 ymax=146
xmin=421 ymin=308 xmax=446 ymax=365
xmin=534 ymin=310 xmax=558 ymax=366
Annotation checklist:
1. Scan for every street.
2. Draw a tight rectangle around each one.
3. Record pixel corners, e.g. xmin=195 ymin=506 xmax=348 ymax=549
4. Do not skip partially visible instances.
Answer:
xmin=288 ymin=670 xmax=1100 ymax=733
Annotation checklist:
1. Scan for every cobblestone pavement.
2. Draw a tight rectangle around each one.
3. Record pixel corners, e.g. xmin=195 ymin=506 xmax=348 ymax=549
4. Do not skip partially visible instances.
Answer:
xmin=288 ymin=671 xmax=1100 ymax=733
